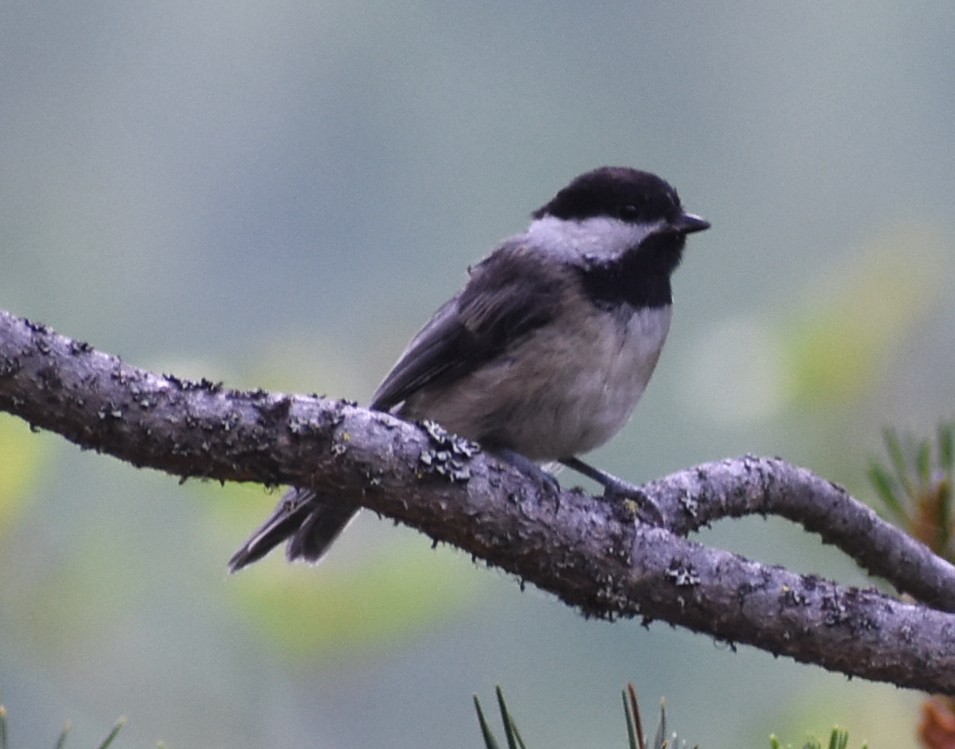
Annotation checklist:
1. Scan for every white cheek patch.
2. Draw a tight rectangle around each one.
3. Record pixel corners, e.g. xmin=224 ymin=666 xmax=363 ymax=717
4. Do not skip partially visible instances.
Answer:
xmin=524 ymin=215 xmax=666 ymax=262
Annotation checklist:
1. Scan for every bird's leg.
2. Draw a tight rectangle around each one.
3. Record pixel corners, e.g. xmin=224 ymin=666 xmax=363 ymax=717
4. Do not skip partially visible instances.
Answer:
xmin=492 ymin=448 xmax=561 ymax=494
xmin=559 ymin=457 xmax=663 ymax=524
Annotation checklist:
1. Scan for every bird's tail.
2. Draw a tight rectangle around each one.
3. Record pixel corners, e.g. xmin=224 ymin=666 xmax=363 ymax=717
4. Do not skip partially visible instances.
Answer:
xmin=228 ymin=488 xmax=359 ymax=572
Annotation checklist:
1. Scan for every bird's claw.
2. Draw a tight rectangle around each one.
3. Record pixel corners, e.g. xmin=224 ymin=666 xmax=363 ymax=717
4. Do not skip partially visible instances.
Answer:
xmin=599 ymin=478 xmax=664 ymax=526
xmin=493 ymin=448 xmax=562 ymax=495
xmin=557 ymin=456 xmax=663 ymax=525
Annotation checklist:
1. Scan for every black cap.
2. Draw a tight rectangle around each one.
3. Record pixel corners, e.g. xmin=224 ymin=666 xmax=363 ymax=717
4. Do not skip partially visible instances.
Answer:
xmin=533 ymin=166 xmax=695 ymax=227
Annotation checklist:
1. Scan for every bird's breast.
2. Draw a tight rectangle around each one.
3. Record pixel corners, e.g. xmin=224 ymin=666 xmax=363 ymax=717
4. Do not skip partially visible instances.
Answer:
xmin=412 ymin=302 xmax=672 ymax=461
xmin=523 ymin=303 xmax=672 ymax=457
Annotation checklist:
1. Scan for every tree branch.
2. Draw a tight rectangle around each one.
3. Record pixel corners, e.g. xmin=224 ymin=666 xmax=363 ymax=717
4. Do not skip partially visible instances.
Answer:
xmin=2 ymin=308 xmax=955 ymax=694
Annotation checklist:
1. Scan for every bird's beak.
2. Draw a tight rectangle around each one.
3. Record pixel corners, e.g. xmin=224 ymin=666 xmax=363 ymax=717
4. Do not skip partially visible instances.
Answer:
xmin=673 ymin=212 xmax=710 ymax=234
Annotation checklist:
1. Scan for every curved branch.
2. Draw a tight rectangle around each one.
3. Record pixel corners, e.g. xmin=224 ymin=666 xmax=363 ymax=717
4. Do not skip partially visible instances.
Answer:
xmin=2 ymin=308 xmax=955 ymax=694
xmin=647 ymin=458 xmax=955 ymax=614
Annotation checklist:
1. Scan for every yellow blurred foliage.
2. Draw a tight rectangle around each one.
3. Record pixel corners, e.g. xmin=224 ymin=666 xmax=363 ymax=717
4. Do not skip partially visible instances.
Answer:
xmin=230 ymin=544 xmax=483 ymax=659
xmin=0 ymin=414 xmax=46 ymax=530
xmin=780 ymin=226 xmax=948 ymax=405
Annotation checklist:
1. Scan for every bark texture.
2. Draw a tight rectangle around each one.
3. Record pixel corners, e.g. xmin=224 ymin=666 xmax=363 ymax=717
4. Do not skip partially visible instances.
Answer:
xmin=2 ymin=309 xmax=954 ymax=693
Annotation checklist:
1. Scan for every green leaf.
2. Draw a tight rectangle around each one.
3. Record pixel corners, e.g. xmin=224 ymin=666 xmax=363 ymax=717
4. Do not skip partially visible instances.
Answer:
xmin=94 ymin=717 xmax=125 ymax=749
xmin=916 ymin=439 xmax=932 ymax=488
xmin=623 ymin=691 xmax=637 ymax=749
xmin=623 ymin=687 xmax=644 ymax=749
xmin=771 ymin=727 xmax=865 ymax=749
xmin=495 ymin=687 xmax=526 ymax=749
xmin=54 ymin=722 xmax=71 ymax=749
xmin=883 ymin=427 xmax=914 ymax=500
xmin=868 ymin=462 xmax=902 ymax=519
xmin=941 ymin=423 xmax=954 ymax=472
xmin=473 ymin=695 xmax=500 ymax=749
xmin=827 ymin=727 xmax=848 ymax=749
xmin=652 ymin=701 xmax=667 ymax=749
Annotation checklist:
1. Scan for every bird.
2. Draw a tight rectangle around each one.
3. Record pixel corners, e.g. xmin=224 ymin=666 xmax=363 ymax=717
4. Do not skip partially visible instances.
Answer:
xmin=229 ymin=166 xmax=709 ymax=571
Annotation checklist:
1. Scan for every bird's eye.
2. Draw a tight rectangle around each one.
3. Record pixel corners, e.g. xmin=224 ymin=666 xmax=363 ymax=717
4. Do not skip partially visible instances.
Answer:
xmin=618 ymin=204 xmax=640 ymax=220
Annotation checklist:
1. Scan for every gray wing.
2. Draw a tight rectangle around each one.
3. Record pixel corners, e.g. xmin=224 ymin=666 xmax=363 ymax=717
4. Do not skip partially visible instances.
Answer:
xmin=369 ymin=240 xmax=569 ymax=412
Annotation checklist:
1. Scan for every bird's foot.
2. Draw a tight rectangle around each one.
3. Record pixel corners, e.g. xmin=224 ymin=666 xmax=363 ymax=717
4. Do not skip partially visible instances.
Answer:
xmin=493 ymin=448 xmax=561 ymax=495
xmin=558 ymin=457 xmax=664 ymax=525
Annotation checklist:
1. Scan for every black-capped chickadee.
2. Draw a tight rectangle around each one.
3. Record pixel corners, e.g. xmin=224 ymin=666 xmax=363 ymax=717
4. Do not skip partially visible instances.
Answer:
xmin=229 ymin=166 xmax=709 ymax=571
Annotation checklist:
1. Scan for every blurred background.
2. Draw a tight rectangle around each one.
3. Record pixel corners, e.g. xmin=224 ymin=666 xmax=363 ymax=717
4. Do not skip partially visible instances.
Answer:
xmin=1 ymin=2 xmax=954 ymax=746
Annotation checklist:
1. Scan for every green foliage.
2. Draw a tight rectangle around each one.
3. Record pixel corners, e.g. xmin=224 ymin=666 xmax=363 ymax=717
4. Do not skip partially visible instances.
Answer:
xmin=473 ymin=687 xmax=527 ymax=749
xmin=0 ymin=699 xmax=124 ymax=749
xmin=229 ymin=539 xmax=484 ymax=659
xmin=622 ymin=685 xmax=697 ymax=749
xmin=769 ymin=727 xmax=867 ymax=749
xmin=474 ymin=685 xmax=697 ymax=749
xmin=0 ymin=415 xmax=47 ymax=531
xmin=475 ymin=688 xmax=872 ymax=749
xmin=868 ymin=422 xmax=955 ymax=559
xmin=779 ymin=233 xmax=945 ymax=407
xmin=205 ymin=480 xmax=486 ymax=660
